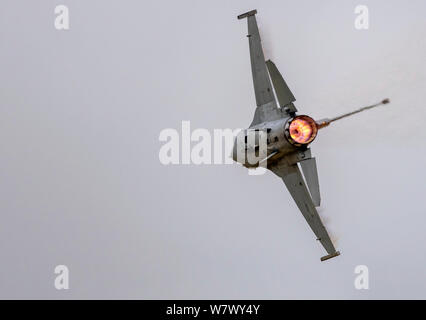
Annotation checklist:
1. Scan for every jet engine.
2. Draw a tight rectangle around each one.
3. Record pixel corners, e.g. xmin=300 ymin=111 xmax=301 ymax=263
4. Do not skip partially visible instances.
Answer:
xmin=285 ymin=115 xmax=318 ymax=146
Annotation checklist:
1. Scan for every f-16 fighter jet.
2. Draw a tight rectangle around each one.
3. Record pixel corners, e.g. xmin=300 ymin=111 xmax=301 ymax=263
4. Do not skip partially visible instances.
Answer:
xmin=233 ymin=10 xmax=390 ymax=261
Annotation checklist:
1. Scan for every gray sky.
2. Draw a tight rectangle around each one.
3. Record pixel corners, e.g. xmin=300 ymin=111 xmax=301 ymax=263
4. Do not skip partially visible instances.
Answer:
xmin=0 ymin=0 xmax=425 ymax=299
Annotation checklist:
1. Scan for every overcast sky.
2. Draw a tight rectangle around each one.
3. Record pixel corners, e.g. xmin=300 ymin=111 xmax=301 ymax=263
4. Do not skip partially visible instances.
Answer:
xmin=1 ymin=0 xmax=425 ymax=299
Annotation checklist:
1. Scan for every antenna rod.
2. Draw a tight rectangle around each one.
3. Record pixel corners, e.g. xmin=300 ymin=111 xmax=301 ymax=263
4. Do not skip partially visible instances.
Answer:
xmin=316 ymin=98 xmax=390 ymax=129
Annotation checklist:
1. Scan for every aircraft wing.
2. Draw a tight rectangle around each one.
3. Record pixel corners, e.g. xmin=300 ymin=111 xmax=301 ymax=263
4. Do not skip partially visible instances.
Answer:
xmin=238 ymin=10 xmax=281 ymax=126
xmin=269 ymin=158 xmax=340 ymax=261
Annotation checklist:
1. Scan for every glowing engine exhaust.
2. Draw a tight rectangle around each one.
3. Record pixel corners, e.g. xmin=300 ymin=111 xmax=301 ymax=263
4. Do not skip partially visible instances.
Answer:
xmin=285 ymin=115 xmax=318 ymax=146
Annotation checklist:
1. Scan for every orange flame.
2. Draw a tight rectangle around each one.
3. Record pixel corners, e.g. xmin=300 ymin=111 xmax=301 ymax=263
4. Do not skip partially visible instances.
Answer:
xmin=289 ymin=117 xmax=316 ymax=144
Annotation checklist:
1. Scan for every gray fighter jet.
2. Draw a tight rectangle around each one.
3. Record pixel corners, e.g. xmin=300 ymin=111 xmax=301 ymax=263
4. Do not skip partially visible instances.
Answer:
xmin=233 ymin=10 xmax=390 ymax=261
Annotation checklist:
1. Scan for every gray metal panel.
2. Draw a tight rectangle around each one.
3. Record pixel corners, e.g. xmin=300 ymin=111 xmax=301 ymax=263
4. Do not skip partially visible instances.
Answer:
xmin=266 ymin=60 xmax=297 ymax=114
xmin=299 ymin=157 xmax=321 ymax=207
xmin=249 ymin=101 xmax=281 ymax=127
xmin=270 ymin=161 xmax=336 ymax=256
xmin=246 ymin=15 xmax=275 ymax=107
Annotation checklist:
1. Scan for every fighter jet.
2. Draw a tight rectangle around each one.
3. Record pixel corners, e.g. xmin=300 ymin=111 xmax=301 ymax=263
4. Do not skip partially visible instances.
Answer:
xmin=233 ymin=10 xmax=390 ymax=261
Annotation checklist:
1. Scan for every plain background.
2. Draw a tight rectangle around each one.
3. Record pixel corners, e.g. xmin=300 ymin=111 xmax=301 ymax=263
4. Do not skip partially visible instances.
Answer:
xmin=0 ymin=0 xmax=425 ymax=299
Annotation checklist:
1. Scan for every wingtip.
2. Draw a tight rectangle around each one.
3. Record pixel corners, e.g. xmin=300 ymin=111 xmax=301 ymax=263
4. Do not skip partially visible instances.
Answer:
xmin=237 ymin=9 xmax=257 ymax=20
xmin=320 ymin=251 xmax=341 ymax=262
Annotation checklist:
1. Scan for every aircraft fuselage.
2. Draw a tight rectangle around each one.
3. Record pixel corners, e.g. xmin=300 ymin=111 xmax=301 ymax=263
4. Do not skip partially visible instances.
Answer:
xmin=231 ymin=116 xmax=305 ymax=168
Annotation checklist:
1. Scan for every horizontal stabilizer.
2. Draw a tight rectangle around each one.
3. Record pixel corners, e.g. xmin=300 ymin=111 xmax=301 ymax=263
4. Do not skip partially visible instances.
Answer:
xmin=266 ymin=60 xmax=297 ymax=115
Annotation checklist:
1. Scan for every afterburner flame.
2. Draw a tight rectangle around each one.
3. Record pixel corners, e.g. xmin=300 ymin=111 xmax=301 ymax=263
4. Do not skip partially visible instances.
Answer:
xmin=288 ymin=116 xmax=318 ymax=145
